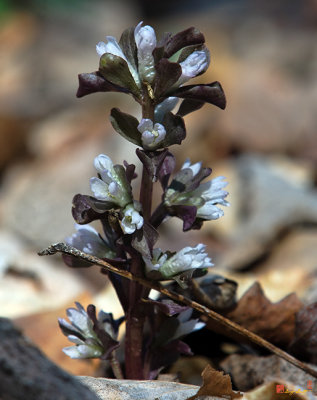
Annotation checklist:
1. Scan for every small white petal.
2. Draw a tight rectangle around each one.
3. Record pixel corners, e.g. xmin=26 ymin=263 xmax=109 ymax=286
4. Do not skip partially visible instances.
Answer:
xmin=96 ymin=41 xmax=108 ymax=57
xmin=90 ymin=177 xmax=111 ymax=201
xmin=96 ymin=36 xmax=126 ymax=60
xmin=181 ymin=159 xmax=202 ymax=177
xmin=141 ymin=130 xmax=155 ymax=146
xmin=120 ymin=204 xmax=144 ymax=234
xmin=67 ymin=335 xmax=84 ymax=345
xmin=63 ymin=346 xmax=83 ymax=359
xmin=108 ymin=181 xmax=119 ymax=195
xmin=66 ymin=308 xmax=92 ymax=337
xmin=137 ymin=118 xmax=153 ymax=133
xmin=94 ymin=154 xmax=114 ymax=173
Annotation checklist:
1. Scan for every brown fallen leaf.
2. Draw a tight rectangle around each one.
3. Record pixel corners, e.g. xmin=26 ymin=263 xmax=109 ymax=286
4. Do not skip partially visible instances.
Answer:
xmin=187 ymin=364 xmax=242 ymax=400
xmin=226 ymin=282 xmax=303 ymax=348
xmin=289 ymin=302 xmax=317 ymax=363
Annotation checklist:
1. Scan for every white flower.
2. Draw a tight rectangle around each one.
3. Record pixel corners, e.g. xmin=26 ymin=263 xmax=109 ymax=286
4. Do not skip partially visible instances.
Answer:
xmin=66 ymin=224 xmax=115 ymax=259
xmin=165 ymin=158 xmax=229 ymax=221
xmin=90 ymin=154 xmax=132 ymax=208
xmin=63 ymin=341 xmax=103 ymax=359
xmin=144 ymin=244 xmax=213 ymax=279
xmin=137 ymin=118 xmax=166 ymax=149
xmin=169 ymin=309 xmax=205 ymax=342
xmin=193 ymin=176 xmax=230 ymax=219
xmin=120 ymin=203 xmax=144 ymax=234
xmin=58 ymin=303 xmax=104 ymax=359
xmin=96 ymin=36 xmax=140 ymax=87
xmin=134 ymin=21 xmax=156 ymax=83
xmin=175 ymin=50 xmax=210 ymax=87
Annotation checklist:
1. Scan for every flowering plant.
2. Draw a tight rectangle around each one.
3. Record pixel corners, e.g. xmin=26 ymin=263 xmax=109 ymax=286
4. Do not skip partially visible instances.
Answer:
xmin=58 ymin=21 xmax=227 ymax=379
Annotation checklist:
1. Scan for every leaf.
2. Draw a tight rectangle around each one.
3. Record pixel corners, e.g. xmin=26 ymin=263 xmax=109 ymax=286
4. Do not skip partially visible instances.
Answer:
xmin=99 ymin=53 xmax=140 ymax=97
xmin=167 ymin=205 xmax=197 ymax=232
xmin=136 ymin=148 xmax=169 ymax=182
xmin=110 ymin=108 xmax=141 ymax=146
xmin=153 ymin=59 xmax=182 ymax=99
xmin=177 ymin=99 xmax=205 ymax=117
xmin=289 ymin=302 xmax=317 ymax=363
xmin=157 ymin=151 xmax=176 ymax=190
xmin=226 ymin=282 xmax=303 ymax=348
xmin=188 ymin=364 xmax=243 ymax=399
xmin=142 ymin=299 xmax=189 ymax=317
xmin=76 ymin=71 xmax=129 ymax=98
xmin=163 ymin=27 xmax=205 ymax=59
xmin=71 ymin=194 xmax=110 ymax=224
xmin=119 ymin=26 xmax=138 ymax=73
xmin=160 ymin=112 xmax=186 ymax=148
xmin=86 ymin=305 xmax=120 ymax=360
xmin=171 ymin=82 xmax=226 ymax=110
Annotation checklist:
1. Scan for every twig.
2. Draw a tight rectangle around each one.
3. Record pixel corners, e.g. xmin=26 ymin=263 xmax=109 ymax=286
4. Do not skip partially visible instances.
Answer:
xmin=39 ymin=242 xmax=317 ymax=379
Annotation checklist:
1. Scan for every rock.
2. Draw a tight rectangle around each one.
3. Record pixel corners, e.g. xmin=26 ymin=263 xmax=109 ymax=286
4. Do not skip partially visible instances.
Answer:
xmin=78 ymin=376 xmax=203 ymax=400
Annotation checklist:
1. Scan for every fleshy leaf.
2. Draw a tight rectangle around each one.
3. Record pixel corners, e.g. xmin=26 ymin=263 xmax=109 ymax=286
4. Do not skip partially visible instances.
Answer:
xmin=167 ymin=205 xmax=198 ymax=232
xmin=153 ymin=59 xmax=182 ymax=99
xmin=143 ymin=299 xmax=189 ymax=317
xmin=136 ymin=148 xmax=169 ymax=182
xmin=86 ymin=305 xmax=120 ymax=360
xmin=177 ymin=99 xmax=205 ymax=117
xmin=163 ymin=27 xmax=205 ymax=59
xmin=72 ymin=194 xmax=111 ymax=224
xmin=131 ymin=222 xmax=159 ymax=257
xmin=99 ymin=53 xmax=140 ymax=97
xmin=171 ymin=82 xmax=226 ymax=110
xmin=157 ymin=151 xmax=176 ymax=190
xmin=118 ymin=26 xmax=138 ymax=74
xmin=177 ymin=44 xmax=208 ymax=64
xmin=160 ymin=112 xmax=186 ymax=147
xmin=123 ymin=161 xmax=137 ymax=183
xmin=76 ymin=71 xmax=128 ymax=98
xmin=110 ymin=108 xmax=142 ymax=146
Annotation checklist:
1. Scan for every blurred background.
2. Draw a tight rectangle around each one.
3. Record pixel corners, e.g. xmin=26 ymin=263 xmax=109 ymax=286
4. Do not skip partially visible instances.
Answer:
xmin=1 ymin=0 xmax=317 ymax=379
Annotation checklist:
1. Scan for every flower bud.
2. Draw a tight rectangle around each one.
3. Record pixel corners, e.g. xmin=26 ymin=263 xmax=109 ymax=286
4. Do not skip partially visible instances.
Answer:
xmin=134 ymin=21 xmax=156 ymax=83
xmin=120 ymin=203 xmax=144 ymax=234
xmin=66 ymin=224 xmax=115 ymax=259
xmin=90 ymin=154 xmax=132 ymax=208
xmin=137 ymin=118 xmax=166 ymax=150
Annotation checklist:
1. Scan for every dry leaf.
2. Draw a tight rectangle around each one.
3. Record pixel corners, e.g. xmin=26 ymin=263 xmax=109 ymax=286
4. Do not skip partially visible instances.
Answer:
xmin=226 ymin=282 xmax=302 ymax=347
xmin=187 ymin=364 xmax=242 ymax=399
xmin=289 ymin=302 xmax=317 ymax=363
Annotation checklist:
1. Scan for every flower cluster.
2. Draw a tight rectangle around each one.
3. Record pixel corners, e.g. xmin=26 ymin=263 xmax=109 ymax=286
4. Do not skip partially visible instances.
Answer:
xmin=163 ymin=158 xmax=229 ymax=230
xmin=59 ymin=302 xmax=122 ymax=360
xmin=144 ymin=244 xmax=213 ymax=284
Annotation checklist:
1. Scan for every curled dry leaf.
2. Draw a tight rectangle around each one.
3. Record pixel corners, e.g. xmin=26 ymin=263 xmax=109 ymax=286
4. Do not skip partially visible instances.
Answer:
xmin=289 ymin=302 xmax=317 ymax=364
xmin=226 ymin=282 xmax=303 ymax=348
xmin=187 ymin=364 xmax=242 ymax=400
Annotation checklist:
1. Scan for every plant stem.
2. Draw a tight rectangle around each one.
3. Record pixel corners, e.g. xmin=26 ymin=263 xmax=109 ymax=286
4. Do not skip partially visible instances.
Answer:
xmin=124 ymin=254 xmax=145 ymax=379
xmin=109 ymin=351 xmax=124 ymax=379
xmin=124 ymin=87 xmax=155 ymax=379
